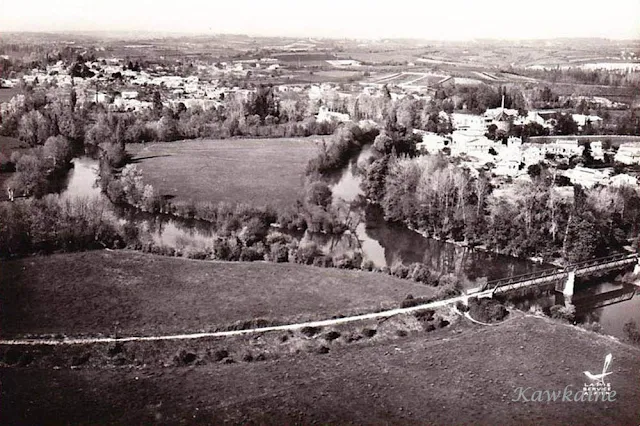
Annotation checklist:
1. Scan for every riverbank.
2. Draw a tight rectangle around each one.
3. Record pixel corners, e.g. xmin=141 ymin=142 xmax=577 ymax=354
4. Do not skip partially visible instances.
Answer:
xmin=407 ymin=224 xmax=553 ymax=265
xmin=2 ymin=314 xmax=639 ymax=424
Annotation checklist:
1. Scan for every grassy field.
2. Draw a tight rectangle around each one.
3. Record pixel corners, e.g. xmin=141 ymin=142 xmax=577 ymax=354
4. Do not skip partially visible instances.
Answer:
xmin=0 ymin=250 xmax=435 ymax=338
xmin=126 ymin=137 xmax=323 ymax=208
xmin=2 ymin=315 xmax=639 ymax=424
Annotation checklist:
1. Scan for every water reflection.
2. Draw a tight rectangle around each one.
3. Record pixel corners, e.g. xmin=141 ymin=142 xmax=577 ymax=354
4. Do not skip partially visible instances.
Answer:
xmin=328 ymin=148 xmax=546 ymax=284
xmin=62 ymin=158 xmax=102 ymax=200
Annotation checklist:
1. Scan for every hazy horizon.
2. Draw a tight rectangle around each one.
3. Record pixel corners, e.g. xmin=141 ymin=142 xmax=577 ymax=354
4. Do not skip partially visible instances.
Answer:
xmin=1 ymin=0 xmax=639 ymax=41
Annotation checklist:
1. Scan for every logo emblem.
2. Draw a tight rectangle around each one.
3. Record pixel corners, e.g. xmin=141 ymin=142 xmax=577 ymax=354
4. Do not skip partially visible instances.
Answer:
xmin=583 ymin=353 xmax=613 ymax=385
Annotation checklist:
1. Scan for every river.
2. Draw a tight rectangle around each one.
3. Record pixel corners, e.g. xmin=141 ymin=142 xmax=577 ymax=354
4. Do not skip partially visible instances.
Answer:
xmin=60 ymin=156 xmax=640 ymax=339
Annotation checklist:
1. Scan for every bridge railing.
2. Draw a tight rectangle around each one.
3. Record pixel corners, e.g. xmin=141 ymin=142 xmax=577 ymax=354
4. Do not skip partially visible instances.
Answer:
xmin=481 ymin=267 xmax=564 ymax=291
xmin=569 ymin=253 xmax=637 ymax=272
xmin=481 ymin=252 xmax=638 ymax=292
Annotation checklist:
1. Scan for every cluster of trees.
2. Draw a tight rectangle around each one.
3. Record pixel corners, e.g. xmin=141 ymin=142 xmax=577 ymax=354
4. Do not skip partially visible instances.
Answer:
xmin=452 ymin=85 xmax=526 ymax=115
xmin=0 ymin=88 xmax=88 ymax=196
xmin=523 ymin=67 xmax=640 ymax=88
xmin=1 ymin=87 xmax=86 ymax=149
xmin=615 ymin=110 xmax=640 ymax=136
xmin=375 ymin=154 xmax=490 ymax=243
xmin=8 ymin=135 xmax=74 ymax=197
xmin=306 ymin=123 xmax=379 ymax=175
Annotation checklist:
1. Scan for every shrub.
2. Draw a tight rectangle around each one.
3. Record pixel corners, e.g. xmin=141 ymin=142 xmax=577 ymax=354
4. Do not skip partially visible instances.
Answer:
xmin=210 ymin=349 xmax=229 ymax=362
xmin=240 ymin=217 xmax=270 ymax=246
xmin=300 ymin=326 xmax=320 ymax=337
xmin=408 ymin=263 xmax=437 ymax=285
xmin=312 ymin=255 xmax=334 ymax=268
xmin=324 ymin=331 xmax=341 ymax=341
xmin=400 ymin=295 xmax=434 ymax=308
xmin=455 ymin=301 xmax=469 ymax=313
xmin=239 ymin=245 xmax=265 ymax=262
xmin=268 ymin=242 xmax=289 ymax=263
xmin=213 ymin=237 xmax=242 ymax=261
xmin=332 ymin=251 xmax=363 ymax=269
xmin=549 ymin=304 xmax=576 ymax=323
xmin=0 ymin=195 xmax=125 ymax=258
xmin=266 ymin=232 xmax=292 ymax=246
xmin=623 ymin=320 xmax=640 ymax=344
xmin=362 ymin=328 xmax=377 ymax=338
xmin=361 ymin=260 xmax=375 ymax=271
xmin=185 ymin=247 xmax=211 ymax=260
xmin=436 ymin=318 xmax=450 ymax=328
xmin=414 ymin=309 xmax=435 ymax=322
xmin=468 ymin=298 xmax=509 ymax=323
xmin=390 ymin=262 xmax=410 ymax=279
xmin=174 ymin=350 xmax=197 ymax=366
xmin=294 ymin=242 xmax=321 ymax=265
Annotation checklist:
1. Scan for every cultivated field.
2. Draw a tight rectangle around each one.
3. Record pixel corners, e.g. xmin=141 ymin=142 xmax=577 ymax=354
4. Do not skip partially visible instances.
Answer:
xmin=2 ymin=315 xmax=639 ymax=424
xmin=127 ymin=137 xmax=323 ymax=208
xmin=0 ymin=250 xmax=435 ymax=338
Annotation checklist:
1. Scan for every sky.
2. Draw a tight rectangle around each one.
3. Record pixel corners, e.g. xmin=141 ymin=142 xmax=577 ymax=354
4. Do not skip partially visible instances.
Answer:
xmin=0 ymin=0 xmax=639 ymax=40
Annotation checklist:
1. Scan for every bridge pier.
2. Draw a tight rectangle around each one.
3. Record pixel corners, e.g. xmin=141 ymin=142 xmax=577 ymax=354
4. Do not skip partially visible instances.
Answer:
xmin=562 ymin=271 xmax=575 ymax=300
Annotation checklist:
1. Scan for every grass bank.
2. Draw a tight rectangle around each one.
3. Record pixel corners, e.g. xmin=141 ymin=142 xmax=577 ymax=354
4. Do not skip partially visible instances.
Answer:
xmin=1 ymin=315 xmax=638 ymax=424
xmin=0 ymin=250 xmax=436 ymax=338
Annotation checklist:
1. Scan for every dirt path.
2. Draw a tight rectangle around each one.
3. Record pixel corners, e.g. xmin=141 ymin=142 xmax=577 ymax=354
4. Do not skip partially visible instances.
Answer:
xmin=0 ymin=294 xmax=472 ymax=346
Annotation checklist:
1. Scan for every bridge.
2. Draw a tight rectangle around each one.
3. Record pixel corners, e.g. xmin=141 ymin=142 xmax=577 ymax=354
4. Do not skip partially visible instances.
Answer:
xmin=468 ymin=253 xmax=639 ymax=297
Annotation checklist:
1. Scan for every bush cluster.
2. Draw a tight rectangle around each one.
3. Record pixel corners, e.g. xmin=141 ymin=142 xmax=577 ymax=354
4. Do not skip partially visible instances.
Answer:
xmin=0 ymin=195 xmax=127 ymax=258
xmin=468 ymin=298 xmax=509 ymax=323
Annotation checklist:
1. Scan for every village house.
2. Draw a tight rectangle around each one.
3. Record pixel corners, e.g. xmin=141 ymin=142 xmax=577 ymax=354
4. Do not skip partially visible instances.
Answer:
xmin=542 ymin=139 xmax=584 ymax=157
xmin=497 ymin=136 xmax=524 ymax=162
xmin=316 ymin=106 xmax=350 ymax=123
xmin=493 ymin=159 xmax=521 ymax=177
xmin=484 ymin=97 xmax=518 ymax=133
xmin=609 ymin=173 xmax=638 ymax=188
xmin=521 ymin=145 xmax=545 ymax=166
xmin=415 ymin=131 xmax=448 ymax=153
xmin=572 ymin=114 xmax=603 ymax=131
xmin=467 ymin=137 xmax=497 ymax=157
xmin=590 ymin=141 xmax=605 ymax=161
xmin=513 ymin=111 xmax=549 ymax=128
xmin=563 ymin=166 xmax=612 ymax=188
xmin=121 ymin=90 xmax=139 ymax=100
xmin=111 ymin=97 xmax=152 ymax=112
xmin=614 ymin=143 xmax=640 ymax=165
xmin=450 ymin=113 xmax=485 ymax=132
xmin=450 ymin=129 xmax=496 ymax=159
